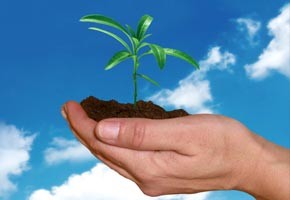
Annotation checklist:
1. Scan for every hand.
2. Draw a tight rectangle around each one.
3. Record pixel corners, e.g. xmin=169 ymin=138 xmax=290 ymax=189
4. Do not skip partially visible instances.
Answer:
xmin=62 ymin=101 xmax=290 ymax=200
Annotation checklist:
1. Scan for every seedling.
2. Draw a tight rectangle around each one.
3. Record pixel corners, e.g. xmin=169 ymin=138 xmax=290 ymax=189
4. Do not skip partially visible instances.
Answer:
xmin=80 ymin=14 xmax=199 ymax=108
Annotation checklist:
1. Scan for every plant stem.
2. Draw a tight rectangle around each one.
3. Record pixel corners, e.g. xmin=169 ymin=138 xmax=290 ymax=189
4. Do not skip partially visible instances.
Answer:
xmin=133 ymin=55 xmax=138 ymax=109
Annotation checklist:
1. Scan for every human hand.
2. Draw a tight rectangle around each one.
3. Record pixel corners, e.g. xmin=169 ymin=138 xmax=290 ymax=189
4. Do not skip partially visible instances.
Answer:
xmin=62 ymin=101 xmax=290 ymax=200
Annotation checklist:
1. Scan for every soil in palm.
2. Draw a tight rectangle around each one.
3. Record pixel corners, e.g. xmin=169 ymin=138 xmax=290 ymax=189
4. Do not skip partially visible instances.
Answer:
xmin=81 ymin=96 xmax=189 ymax=122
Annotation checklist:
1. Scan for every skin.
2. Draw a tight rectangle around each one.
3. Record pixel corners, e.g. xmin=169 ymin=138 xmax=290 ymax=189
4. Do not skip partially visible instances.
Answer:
xmin=62 ymin=101 xmax=290 ymax=200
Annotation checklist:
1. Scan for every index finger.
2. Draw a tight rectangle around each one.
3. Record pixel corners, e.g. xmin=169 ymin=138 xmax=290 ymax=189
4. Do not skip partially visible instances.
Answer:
xmin=64 ymin=101 xmax=98 ymax=148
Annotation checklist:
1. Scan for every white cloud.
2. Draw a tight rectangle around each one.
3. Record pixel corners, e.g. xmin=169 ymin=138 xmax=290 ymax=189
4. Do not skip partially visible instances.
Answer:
xmin=149 ymin=46 xmax=236 ymax=114
xmin=44 ymin=137 xmax=94 ymax=165
xmin=245 ymin=4 xmax=290 ymax=79
xmin=236 ymin=18 xmax=261 ymax=45
xmin=29 ymin=163 xmax=210 ymax=200
xmin=0 ymin=123 xmax=35 ymax=198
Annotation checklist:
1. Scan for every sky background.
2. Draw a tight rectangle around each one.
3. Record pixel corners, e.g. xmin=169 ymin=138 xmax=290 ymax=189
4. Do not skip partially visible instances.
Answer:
xmin=0 ymin=0 xmax=289 ymax=200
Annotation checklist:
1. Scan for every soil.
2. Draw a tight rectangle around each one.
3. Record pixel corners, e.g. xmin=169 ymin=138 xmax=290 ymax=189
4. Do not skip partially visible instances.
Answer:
xmin=80 ymin=96 xmax=189 ymax=122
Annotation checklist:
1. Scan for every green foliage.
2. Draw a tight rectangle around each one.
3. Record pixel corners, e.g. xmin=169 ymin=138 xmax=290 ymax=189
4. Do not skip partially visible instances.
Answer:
xmin=105 ymin=51 xmax=132 ymax=70
xmin=80 ymin=14 xmax=199 ymax=108
xmin=149 ymin=44 xmax=166 ymax=69
xmin=136 ymin=15 xmax=153 ymax=40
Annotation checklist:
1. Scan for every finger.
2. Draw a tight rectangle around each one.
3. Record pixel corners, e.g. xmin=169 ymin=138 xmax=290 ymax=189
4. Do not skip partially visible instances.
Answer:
xmin=63 ymin=104 xmax=145 ymax=178
xmin=64 ymin=101 xmax=98 ymax=148
xmin=70 ymin=121 xmax=142 ymax=182
xmin=95 ymin=117 xmax=196 ymax=153
xmin=65 ymin=111 xmax=135 ymax=180
xmin=93 ymin=136 xmax=149 ymax=175
xmin=63 ymin=101 xmax=145 ymax=174
xmin=61 ymin=106 xmax=88 ymax=147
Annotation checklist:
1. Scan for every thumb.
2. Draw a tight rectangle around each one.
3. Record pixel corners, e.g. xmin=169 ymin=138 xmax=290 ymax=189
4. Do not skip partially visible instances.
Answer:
xmin=95 ymin=117 xmax=193 ymax=152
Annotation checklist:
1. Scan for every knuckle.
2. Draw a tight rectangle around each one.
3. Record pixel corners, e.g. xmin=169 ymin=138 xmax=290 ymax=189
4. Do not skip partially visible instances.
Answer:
xmin=139 ymin=185 xmax=160 ymax=197
xmin=130 ymin=122 xmax=146 ymax=148
xmin=89 ymin=140 xmax=99 ymax=153
xmin=135 ymin=168 xmax=164 ymax=197
xmin=134 ymin=168 xmax=155 ymax=184
xmin=137 ymin=172 xmax=152 ymax=183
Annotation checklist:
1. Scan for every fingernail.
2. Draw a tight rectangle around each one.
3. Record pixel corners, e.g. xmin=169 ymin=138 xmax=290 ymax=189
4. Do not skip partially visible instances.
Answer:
xmin=98 ymin=121 xmax=120 ymax=140
xmin=61 ymin=104 xmax=68 ymax=119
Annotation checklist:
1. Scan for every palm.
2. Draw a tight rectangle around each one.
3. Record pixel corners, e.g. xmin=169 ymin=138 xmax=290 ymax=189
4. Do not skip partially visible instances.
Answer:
xmin=80 ymin=14 xmax=199 ymax=107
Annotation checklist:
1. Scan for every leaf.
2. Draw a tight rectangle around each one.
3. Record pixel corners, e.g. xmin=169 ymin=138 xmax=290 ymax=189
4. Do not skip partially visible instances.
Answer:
xmin=164 ymin=48 xmax=199 ymax=69
xmin=137 ymin=73 xmax=159 ymax=86
xmin=136 ymin=42 xmax=150 ymax=52
xmin=105 ymin=50 xmax=132 ymax=70
xmin=89 ymin=27 xmax=131 ymax=53
xmin=149 ymin=44 xmax=166 ymax=69
xmin=126 ymin=24 xmax=136 ymax=37
xmin=132 ymin=37 xmax=140 ymax=49
xmin=136 ymin=15 xmax=153 ymax=40
xmin=139 ymin=33 xmax=152 ymax=43
xmin=80 ymin=14 xmax=130 ymax=37
xmin=81 ymin=14 xmax=135 ymax=53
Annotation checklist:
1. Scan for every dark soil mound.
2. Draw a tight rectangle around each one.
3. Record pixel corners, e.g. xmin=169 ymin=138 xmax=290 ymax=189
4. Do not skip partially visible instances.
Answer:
xmin=81 ymin=96 xmax=189 ymax=122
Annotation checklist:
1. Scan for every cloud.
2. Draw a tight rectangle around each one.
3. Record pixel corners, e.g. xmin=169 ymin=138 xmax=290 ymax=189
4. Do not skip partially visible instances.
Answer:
xmin=245 ymin=4 xmax=290 ymax=79
xmin=149 ymin=46 xmax=236 ymax=114
xmin=236 ymin=18 xmax=261 ymax=45
xmin=44 ymin=137 xmax=94 ymax=165
xmin=29 ymin=163 xmax=211 ymax=200
xmin=0 ymin=123 xmax=35 ymax=198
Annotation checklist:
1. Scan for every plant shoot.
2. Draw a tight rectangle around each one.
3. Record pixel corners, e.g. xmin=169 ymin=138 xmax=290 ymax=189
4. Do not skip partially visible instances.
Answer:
xmin=80 ymin=14 xmax=199 ymax=108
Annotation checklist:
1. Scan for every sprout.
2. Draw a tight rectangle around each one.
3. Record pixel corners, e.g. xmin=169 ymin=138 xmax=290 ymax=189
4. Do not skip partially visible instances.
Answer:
xmin=80 ymin=14 xmax=199 ymax=108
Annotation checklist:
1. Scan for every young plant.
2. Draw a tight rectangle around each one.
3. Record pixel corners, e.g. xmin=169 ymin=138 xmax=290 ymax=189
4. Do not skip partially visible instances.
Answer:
xmin=80 ymin=14 xmax=199 ymax=108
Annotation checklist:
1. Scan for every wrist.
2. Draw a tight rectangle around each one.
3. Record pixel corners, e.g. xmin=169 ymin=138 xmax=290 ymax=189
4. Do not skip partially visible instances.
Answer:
xmin=236 ymin=133 xmax=290 ymax=200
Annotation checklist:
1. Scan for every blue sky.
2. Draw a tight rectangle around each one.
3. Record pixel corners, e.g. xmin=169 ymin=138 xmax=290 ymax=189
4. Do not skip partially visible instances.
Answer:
xmin=0 ymin=0 xmax=289 ymax=199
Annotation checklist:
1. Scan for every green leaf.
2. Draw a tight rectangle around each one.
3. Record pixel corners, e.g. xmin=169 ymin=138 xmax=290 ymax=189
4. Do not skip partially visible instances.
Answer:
xmin=89 ymin=27 xmax=131 ymax=53
xmin=125 ymin=24 xmax=136 ymax=37
xmin=137 ymin=73 xmax=159 ymax=86
xmin=164 ymin=48 xmax=199 ymax=69
xmin=139 ymin=33 xmax=152 ymax=43
xmin=105 ymin=50 xmax=132 ymax=70
xmin=132 ymin=37 xmax=140 ymax=49
xmin=136 ymin=15 xmax=153 ymax=40
xmin=80 ymin=14 xmax=129 ymax=36
xmin=149 ymin=44 xmax=166 ymax=69
xmin=80 ymin=14 xmax=134 ymax=47
xmin=136 ymin=42 xmax=150 ymax=53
